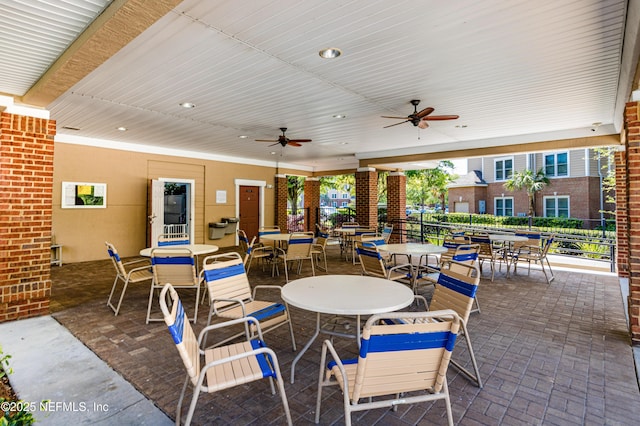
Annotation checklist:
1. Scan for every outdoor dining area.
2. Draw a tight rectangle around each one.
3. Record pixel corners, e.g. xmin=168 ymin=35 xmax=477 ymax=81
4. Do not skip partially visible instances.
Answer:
xmin=45 ymin=225 xmax=640 ymax=425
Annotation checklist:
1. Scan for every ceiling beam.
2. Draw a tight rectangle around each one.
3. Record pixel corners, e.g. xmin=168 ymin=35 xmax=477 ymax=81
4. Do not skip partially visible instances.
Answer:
xmin=358 ymin=134 xmax=622 ymax=168
xmin=21 ymin=0 xmax=181 ymax=107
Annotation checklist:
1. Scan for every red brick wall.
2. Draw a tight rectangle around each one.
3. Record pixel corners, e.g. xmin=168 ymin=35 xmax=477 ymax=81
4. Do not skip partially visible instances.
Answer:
xmin=355 ymin=168 xmax=378 ymax=228
xmin=304 ymin=178 xmax=320 ymax=232
xmin=623 ymin=101 xmax=640 ymax=344
xmin=0 ymin=112 xmax=55 ymax=322
xmin=275 ymin=175 xmax=288 ymax=232
xmin=615 ymin=149 xmax=628 ymax=278
xmin=448 ymin=186 xmax=486 ymax=213
xmin=386 ymin=172 xmax=406 ymax=243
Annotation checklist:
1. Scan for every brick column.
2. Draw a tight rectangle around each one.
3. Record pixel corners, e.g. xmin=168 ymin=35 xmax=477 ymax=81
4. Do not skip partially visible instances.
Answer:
xmin=623 ymin=101 xmax=640 ymax=345
xmin=274 ymin=174 xmax=288 ymax=232
xmin=615 ymin=149 xmax=628 ymax=278
xmin=386 ymin=172 xmax=406 ymax=243
xmin=0 ymin=112 xmax=55 ymax=322
xmin=355 ymin=167 xmax=378 ymax=229
xmin=304 ymin=177 xmax=320 ymax=233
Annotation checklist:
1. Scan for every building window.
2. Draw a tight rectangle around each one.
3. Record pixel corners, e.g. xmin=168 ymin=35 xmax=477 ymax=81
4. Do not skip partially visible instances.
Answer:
xmin=544 ymin=196 xmax=569 ymax=217
xmin=331 ymin=193 xmax=337 ymax=199
xmin=544 ymin=152 xmax=568 ymax=177
xmin=341 ymin=201 xmax=349 ymax=207
xmin=495 ymin=197 xmax=513 ymax=216
xmin=342 ymin=193 xmax=349 ymax=199
xmin=495 ymin=157 xmax=513 ymax=181
xmin=332 ymin=201 xmax=338 ymax=207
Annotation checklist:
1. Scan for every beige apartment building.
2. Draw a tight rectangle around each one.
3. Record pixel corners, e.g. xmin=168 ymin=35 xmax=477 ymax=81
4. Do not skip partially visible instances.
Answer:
xmin=448 ymin=148 xmax=614 ymax=227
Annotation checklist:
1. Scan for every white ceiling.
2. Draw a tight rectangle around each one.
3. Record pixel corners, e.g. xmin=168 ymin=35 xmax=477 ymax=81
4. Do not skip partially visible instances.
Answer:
xmin=2 ymin=0 xmax=639 ymax=172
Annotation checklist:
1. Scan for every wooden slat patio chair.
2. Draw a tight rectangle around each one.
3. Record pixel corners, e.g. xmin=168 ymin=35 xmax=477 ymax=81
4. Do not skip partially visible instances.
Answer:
xmin=237 ymin=229 xmax=274 ymax=274
xmin=355 ymin=242 xmax=412 ymax=285
xmin=200 ymin=252 xmax=296 ymax=350
xmin=105 ymin=241 xmax=153 ymax=316
xmin=158 ymin=232 xmax=190 ymax=246
xmin=147 ymin=247 xmax=201 ymax=324
xmin=427 ymin=259 xmax=483 ymax=387
xmin=315 ymin=309 xmax=463 ymax=426
xmin=273 ymin=231 xmax=315 ymax=282
xmin=512 ymin=233 xmax=556 ymax=283
xmin=159 ymin=283 xmax=292 ymax=426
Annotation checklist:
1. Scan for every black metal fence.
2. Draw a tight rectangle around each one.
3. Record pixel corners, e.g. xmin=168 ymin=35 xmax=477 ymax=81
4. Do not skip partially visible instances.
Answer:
xmin=385 ymin=213 xmax=617 ymax=272
xmin=292 ymin=208 xmax=616 ymax=272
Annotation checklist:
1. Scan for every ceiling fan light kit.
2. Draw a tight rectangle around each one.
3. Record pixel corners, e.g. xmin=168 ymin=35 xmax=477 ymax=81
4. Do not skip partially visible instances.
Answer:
xmin=382 ymin=99 xmax=459 ymax=129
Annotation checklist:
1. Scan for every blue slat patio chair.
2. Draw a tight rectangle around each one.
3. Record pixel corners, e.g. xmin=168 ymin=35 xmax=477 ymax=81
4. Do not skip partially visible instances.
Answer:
xmin=159 ymin=283 xmax=292 ymax=426
xmin=315 ymin=309 xmax=463 ymax=426
xmin=200 ymin=252 xmax=296 ymax=351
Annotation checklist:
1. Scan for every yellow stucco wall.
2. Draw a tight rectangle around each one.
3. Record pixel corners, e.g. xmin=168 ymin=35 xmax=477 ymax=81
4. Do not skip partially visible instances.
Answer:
xmin=52 ymin=142 xmax=279 ymax=262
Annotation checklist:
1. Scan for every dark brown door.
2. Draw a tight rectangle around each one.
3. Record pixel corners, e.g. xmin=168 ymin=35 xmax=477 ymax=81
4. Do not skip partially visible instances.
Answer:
xmin=239 ymin=185 xmax=260 ymax=241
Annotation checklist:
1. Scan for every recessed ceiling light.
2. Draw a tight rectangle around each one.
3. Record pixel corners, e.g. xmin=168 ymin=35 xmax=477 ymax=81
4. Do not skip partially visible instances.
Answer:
xmin=270 ymin=151 xmax=277 ymax=155
xmin=339 ymin=142 xmax=348 ymax=145
xmin=238 ymin=135 xmax=248 ymax=139
xmin=180 ymin=102 xmax=196 ymax=109
xmin=319 ymin=47 xmax=342 ymax=59
xmin=117 ymin=126 xmax=127 ymax=131
xmin=333 ymin=114 xmax=347 ymax=119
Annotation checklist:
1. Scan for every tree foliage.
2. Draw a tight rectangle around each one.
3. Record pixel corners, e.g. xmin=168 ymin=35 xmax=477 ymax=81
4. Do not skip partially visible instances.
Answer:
xmin=405 ymin=161 xmax=456 ymax=212
xmin=503 ymin=168 xmax=550 ymax=216
xmin=593 ymin=147 xmax=616 ymax=207
xmin=287 ymin=175 xmax=304 ymax=214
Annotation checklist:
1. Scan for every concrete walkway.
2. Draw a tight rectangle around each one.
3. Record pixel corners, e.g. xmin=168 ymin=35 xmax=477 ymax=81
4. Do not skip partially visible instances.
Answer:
xmin=0 ymin=315 xmax=172 ymax=425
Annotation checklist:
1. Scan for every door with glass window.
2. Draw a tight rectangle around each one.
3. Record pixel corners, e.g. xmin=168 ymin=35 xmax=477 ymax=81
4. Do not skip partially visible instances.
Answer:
xmin=148 ymin=179 xmax=195 ymax=247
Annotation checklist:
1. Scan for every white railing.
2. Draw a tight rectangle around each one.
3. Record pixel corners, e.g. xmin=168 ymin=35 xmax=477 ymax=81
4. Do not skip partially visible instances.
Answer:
xmin=164 ymin=224 xmax=188 ymax=236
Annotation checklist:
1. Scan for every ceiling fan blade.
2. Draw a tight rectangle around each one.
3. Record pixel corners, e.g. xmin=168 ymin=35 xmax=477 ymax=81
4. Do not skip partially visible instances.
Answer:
xmin=287 ymin=142 xmax=302 ymax=147
xmin=381 ymin=115 xmax=410 ymax=120
xmin=424 ymin=115 xmax=459 ymax=121
xmin=416 ymin=107 xmax=435 ymax=119
xmin=268 ymin=142 xmax=281 ymax=147
xmin=255 ymin=139 xmax=278 ymax=142
xmin=288 ymin=139 xmax=312 ymax=143
xmin=418 ymin=120 xmax=429 ymax=129
xmin=383 ymin=120 xmax=409 ymax=128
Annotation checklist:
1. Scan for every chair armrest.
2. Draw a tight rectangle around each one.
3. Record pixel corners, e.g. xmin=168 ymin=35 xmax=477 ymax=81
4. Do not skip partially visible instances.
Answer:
xmin=123 ymin=258 xmax=151 ymax=267
xmin=126 ymin=263 xmax=153 ymax=278
xmin=252 ymin=245 xmax=274 ymax=254
xmin=320 ymin=339 xmax=349 ymax=387
xmin=210 ymin=297 xmax=247 ymax=316
xmin=197 ymin=316 xmax=263 ymax=348
xmin=251 ymin=285 xmax=283 ymax=300
xmin=515 ymin=244 xmax=541 ymax=255
xmin=387 ymin=263 xmax=413 ymax=274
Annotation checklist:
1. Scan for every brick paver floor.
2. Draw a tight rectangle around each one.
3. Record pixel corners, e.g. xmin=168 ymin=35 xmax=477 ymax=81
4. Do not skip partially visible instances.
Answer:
xmin=50 ymin=245 xmax=640 ymax=425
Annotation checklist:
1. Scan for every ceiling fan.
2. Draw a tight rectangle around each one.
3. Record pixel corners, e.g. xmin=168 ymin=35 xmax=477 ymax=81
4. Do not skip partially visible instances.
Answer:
xmin=382 ymin=99 xmax=459 ymax=129
xmin=255 ymin=127 xmax=312 ymax=147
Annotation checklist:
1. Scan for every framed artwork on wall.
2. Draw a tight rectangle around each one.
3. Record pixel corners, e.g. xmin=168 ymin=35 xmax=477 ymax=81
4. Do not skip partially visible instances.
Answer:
xmin=61 ymin=182 xmax=107 ymax=208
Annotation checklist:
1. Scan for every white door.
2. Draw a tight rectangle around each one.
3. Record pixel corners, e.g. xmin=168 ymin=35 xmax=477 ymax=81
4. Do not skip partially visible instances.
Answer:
xmin=455 ymin=202 xmax=469 ymax=213
xmin=149 ymin=178 xmax=195 ymax=246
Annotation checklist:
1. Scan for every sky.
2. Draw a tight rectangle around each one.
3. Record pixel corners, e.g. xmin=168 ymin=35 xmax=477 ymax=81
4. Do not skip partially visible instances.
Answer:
xmin=451 ymin=159 xmax=467 ymax=175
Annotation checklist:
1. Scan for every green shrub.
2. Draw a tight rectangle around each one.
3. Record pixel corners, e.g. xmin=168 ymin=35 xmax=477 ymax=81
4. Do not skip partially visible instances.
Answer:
xmin=1 ymin=345 xmax=35 ymax=426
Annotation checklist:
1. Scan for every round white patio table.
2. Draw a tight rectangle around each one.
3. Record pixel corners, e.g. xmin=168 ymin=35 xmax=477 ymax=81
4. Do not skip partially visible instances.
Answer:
xmin=258 ymin=233 xmax=291 ymax=244
xmin=487 ymin=234 xmax=528 ymax=244
xmin=487 ymin=234 xmax=528 ymax=277
xmin=139 ymin=244 xmax=219 ymax=257
xmin=377 ymin=243 xmax=448 ymax=286
xmin=282 ymin=275 xmax=414 ymax=383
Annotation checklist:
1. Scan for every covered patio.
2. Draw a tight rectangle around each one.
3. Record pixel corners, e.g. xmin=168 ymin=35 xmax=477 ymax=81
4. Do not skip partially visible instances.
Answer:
xmin=45 ymin=247 xmax=640 ymax=425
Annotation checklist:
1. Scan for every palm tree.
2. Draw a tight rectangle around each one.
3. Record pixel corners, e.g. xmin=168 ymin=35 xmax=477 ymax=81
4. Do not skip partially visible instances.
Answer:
xmin=503 ymin=168 xmax=550 ymax=216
